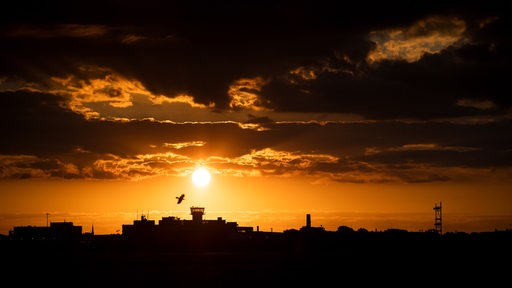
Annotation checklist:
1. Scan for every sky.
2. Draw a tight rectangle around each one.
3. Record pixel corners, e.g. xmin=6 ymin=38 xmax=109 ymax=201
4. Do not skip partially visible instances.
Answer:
xmin=1 ymin=0 xmax=511 ymax=235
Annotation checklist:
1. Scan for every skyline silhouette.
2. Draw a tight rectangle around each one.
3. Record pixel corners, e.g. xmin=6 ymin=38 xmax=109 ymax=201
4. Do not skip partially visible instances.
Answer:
xmin=1 ymin=196 xmax=510 ymax=236
xmin=2 ymin=204 xmax=510 ymax=287
xmin=3 ymin=203 xmax=509 ymax=240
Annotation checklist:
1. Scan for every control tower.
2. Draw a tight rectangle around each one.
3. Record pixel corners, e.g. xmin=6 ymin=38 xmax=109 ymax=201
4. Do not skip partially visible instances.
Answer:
xmin=190 ymin=206 xmax=205 ymax=223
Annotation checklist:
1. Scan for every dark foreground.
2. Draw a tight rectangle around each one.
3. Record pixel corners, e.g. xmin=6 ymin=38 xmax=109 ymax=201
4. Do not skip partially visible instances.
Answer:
xmin=2 ymin=230 xmax=510 ymax=287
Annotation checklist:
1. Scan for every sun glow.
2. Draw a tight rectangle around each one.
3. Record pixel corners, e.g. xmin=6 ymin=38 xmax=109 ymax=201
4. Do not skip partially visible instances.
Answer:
xmin=191 ymin=167 xmax=211 ymax=187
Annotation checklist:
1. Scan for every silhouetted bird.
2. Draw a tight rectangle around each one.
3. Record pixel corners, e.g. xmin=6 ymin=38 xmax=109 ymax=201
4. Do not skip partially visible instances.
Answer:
xmin=176 ymin=194 xmax=185 ymax=204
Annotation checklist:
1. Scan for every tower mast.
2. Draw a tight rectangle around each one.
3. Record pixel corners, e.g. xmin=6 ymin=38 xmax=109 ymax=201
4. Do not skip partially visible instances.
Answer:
xmin=433 ymin=202 xmax=442 ymax=234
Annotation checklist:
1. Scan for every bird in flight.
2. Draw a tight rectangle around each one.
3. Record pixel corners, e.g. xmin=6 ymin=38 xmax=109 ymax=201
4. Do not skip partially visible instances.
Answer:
xmin=176 ymin=194 xmax=185 ymax=204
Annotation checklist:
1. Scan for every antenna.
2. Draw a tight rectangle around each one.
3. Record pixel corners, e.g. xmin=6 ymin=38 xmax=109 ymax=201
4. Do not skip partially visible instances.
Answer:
xmin=433 ymin=202 xmax=442 ymax=234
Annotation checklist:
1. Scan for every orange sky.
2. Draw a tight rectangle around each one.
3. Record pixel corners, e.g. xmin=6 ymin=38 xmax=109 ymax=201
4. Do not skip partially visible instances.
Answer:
xmin=1 ymin=1 xmax=511 ymax=235
xmin=1 ymin=173 xmax=510 ymax=235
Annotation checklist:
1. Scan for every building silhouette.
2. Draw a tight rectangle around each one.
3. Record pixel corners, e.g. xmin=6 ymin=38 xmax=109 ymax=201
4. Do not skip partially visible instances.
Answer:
xmin=121 ymin=206 xmax=253 ymax=250
xmin=122 ymin=206 xmax=253 ymax=236
xmin=9 ymin=221 xmax=82 ymax=242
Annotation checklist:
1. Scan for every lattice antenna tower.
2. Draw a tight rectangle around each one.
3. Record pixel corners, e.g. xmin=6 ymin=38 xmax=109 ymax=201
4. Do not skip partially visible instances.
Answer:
xmin=433 ymin=202 xmax=442 ymax=234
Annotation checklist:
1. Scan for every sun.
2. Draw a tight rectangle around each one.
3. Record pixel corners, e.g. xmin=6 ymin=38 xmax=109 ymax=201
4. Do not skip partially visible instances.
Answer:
xmin=191 ymin=167 xmax=211 ymax=187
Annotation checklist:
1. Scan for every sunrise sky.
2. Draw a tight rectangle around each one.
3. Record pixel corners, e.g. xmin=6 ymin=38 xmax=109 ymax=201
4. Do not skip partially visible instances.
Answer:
xmin=1 ymin=0 xmax=511 ymax=235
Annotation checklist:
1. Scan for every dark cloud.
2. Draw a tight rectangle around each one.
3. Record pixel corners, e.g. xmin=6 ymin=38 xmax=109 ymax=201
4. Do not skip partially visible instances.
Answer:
xmin=2 ymin=1 xmax=509 ymax=118
xmin=1 ymin=90 xmax=511 ymax=182
xmin=245 ymin=114 xmax=274 ymax=124
xmin=264 ymin=31 xmax=510 ymax=119
xmin=1 ymin=1 xmax=511 ymax=183
xmin=0 ymin=90 xmax=85 ymax=155
xmin=359 ymin=149 xmax=512 ymax=169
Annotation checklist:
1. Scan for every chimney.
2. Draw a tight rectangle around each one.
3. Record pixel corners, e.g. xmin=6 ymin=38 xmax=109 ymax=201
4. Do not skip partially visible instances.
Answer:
xmin=306 ymin=214 xmax=311 ymax=228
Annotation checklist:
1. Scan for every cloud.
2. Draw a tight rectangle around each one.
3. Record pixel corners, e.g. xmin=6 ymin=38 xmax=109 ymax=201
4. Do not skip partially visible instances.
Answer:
xmin=2 ymin=24 xmax=108 ymax=38
xmin=121 ymin=34 xmax=146 ymax=44
xmin=229 ymin=77 xmax=270 ymax=111
xmin=262 ymin=40 xmax=510 ymax=119
xmin=365 ymin=143 xmax=480 ymax=155
xmin=0 ymin=2 xmax=511 ymax=184
xmin=456 ymin=99 xmax=496 ymax=110
xmin=367 ymin=16 xmax=467 ymax=63
xmin=147 ymin=94 xmax=214 ymax=108
xmin=48 ymin=67 xmax=215 ymax=120
xmin=230 ymin=148 xmax=338 ymax=169
xmin=1 ymin=3 xmax=509 ymax=122
xmin=287 ymin=56 xmax=360 ymax=85
xmin=92 ymin=152 xmax=192 ymax=180
xmin=163 ymin=141 xmax=207 ymax=149
xmin=0 ymin=154 xmax=82 ymax=179
xmin=1 ymin=23 xmax=178 ymax=46
xmin=91 ymin=148 xmax=338 ymax=180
